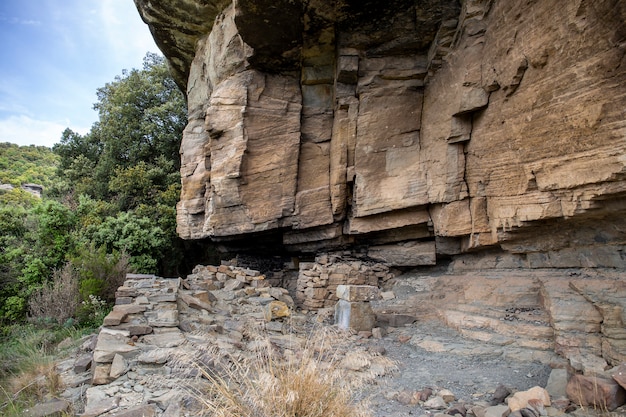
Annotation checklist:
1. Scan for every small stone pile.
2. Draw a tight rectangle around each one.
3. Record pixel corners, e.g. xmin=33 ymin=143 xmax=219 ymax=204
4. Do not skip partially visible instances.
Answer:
xmin=296 ymin=253 xmax=394 ymax=309
xmin=184 ymin=263 xmax=271 ymax=291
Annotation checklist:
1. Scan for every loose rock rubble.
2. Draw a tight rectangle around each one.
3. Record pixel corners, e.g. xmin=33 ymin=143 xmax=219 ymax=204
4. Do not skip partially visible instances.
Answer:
xmin=45 ymin=263 xmax=626 ymax=417
xmin=53 ymin=264 xmax=396 ymax=416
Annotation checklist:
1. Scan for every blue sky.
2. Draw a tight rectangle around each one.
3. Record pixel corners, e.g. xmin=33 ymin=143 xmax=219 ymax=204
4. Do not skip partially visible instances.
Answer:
xmin=0 ymin=0 xmax=159 ymax=148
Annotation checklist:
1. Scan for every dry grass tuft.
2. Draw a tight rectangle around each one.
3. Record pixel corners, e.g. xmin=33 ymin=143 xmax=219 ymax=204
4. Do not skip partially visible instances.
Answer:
xmin=9 ymin=359 xmax=62 ymax=401
xmin=169 ymin=326 xmax=376 ymax=417
xmin=28 ymin=263 xmax=80 ymax=324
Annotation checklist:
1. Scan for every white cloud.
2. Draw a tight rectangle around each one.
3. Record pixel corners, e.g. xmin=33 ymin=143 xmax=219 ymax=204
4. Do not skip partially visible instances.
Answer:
xmin=0 ymin=0 xmax=159 ymax=149
xmin=0 ymin=115 xmax=89 ymax=148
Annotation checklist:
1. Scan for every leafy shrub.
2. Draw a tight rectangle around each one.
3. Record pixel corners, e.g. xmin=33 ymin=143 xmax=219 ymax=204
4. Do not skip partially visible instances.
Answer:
xmin=70 ymin=244 xmax=130 ymax=302
xmin=83 ymin=211 xmax=166 ymax=274
xmin=76 ymin=294 xmax=109 ymax=327
xmin=1 ymin=296 xmax=26 ymax=323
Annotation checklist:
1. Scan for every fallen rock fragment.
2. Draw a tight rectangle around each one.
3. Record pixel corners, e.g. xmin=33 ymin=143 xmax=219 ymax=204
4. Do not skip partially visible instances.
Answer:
xmin=419 ymin=387 xmax=433 ymax=402
xmin=490 ymin=383 xmax=511 ymax=405
xmin=396 ymin=389 xmax=418 ymax=405
xmin=424 ymin=395 xmax=447 ymax=409
xmin=24 ymin=399 xmax=71 ymax=417
xmin=507 ymin=386 xmax=550 ymax=412
xmin=447 ymin=403 xmax=467 ymax=416
xmin=566 ymin=373 xmax=626 ymax=411
xmin=113 ymin=404 xmax=158 ymax=417
xmin=178 ymin=291 xmax=214 ymax=312
xmin=92 ymin=363 xmax=113 ymax=385
xmin=484 ymin=404 xmax=510 ymax=417
xmin=613 ymin=363 xmax=626 ymax=390
xmin=544 ymin=368 xmax=568 ymax=400
xmin=74 ymin=353 xmax=93 ymax=374
xmin=439 ymin=388 xmax=456 ymax=403
xmin=264 ymin=300 xmax=290 ymax=321
xmin=109 ymin=354 xmax=127 ymax=379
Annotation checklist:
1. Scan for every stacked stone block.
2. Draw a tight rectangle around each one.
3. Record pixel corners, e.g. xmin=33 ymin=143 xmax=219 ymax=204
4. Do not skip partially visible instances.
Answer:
xmin=185 ymin=263 xmax=270 ymax=291
xmin=71 ymin=266 xmax=321 ymax=415
xmin=93 ymin=274 xmax=182 ymax=385
xmin=334 ymin=285 xmax=380 ymax=332
xmin=296 ymin=254 xmax=394 ymax=309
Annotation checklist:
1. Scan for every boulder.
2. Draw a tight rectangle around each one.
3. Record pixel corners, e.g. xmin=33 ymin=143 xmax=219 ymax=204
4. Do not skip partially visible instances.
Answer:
xmin=264 ymin=300 xmax=290 ymax=321
xmin=507 ymin=386 xmax=550 ymax=412
xmin=545 ymin=368 xmax=568 ymax=399
xmin=566 ymin=374 xmax=626 ymax=411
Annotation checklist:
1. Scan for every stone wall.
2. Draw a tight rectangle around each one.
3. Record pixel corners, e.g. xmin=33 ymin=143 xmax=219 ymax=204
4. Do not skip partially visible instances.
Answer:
xmin=134 ymin=0 xmax=626 ymax=267
xmin=296 ymin=253 xmax=393 ymax=309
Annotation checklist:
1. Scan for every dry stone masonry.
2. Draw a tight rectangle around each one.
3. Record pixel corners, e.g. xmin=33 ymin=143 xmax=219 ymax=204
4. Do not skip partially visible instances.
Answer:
xmin=296 ymin=253 xmax=393 ymax=309
xmin=133 ymin=0 xmax=626 ymax=268
xmin=55 ymin=268 xmax=397 ymax=415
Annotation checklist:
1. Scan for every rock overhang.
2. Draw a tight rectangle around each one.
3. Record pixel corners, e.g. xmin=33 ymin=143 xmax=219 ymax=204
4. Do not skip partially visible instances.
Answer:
xmin=134 ymin=0 xmax=626 ymax=267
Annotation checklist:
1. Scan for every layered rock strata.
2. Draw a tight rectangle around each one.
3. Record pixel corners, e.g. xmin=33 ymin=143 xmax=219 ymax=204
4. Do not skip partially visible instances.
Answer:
xmin=371 ymin=262 xmax=626 ymax=368
xmin=134 ymin=0 xmax=626 ymax=267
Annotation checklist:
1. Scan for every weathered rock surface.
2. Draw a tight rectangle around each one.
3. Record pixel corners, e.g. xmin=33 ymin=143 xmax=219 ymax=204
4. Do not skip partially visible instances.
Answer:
xmin=370 ymin=263 xmax=626 ymax=367
xmin=566 ymin=374 xmax=626 ymax=411
xmin=134 ymin=0 xmax=626 ymax=268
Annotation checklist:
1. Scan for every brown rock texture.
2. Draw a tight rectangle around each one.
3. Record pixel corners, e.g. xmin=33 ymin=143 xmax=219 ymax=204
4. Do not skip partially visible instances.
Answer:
xmin=134 ymin=0 xmax=626 ymax=266
xmin=566 ymin=374 xmax=626 ymax=411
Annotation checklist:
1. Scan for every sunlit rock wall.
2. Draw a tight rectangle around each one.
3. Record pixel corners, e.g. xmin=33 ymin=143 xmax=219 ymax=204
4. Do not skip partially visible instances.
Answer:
xmin=135 ymin=0 xmax=626 ymax=267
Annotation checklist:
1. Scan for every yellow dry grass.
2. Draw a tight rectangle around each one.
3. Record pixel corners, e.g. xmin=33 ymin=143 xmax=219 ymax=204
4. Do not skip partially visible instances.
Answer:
xmin=170 ymin=326 xmax=378 ymax=417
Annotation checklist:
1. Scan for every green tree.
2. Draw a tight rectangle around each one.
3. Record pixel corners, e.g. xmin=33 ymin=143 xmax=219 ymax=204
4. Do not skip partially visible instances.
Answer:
xmin=54 ymin=53 xmax=187 ymax=203
xmin=0 ymin=52 xmax=188 ymax=326
xmin=82 ymin=211 xmax=167 ymax=274
xmin=0 ymin=199 xmax=76 ymax=322
xmin=53 ymin=52 xmax=187 ymax=277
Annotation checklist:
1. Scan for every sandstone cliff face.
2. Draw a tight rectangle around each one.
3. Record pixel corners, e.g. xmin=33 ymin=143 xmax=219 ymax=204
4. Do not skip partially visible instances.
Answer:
xmin=135 ymin=0 xmax=626 ymax=267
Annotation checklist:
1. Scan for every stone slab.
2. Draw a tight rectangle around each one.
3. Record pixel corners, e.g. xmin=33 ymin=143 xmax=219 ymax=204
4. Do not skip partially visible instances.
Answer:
xmin=335 ymin=299 xmax=376 ymax=332
xmin=336 ymin=285 xmax=380 ymax=302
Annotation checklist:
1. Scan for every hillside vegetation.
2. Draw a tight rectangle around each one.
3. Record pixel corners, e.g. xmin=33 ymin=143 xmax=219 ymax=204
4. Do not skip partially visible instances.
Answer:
xmin=0 ymin=52 xmax=188 ymax=412
xmin=0 ymin=143 xmax=60 ymax=189
xmin=0 ymin=52 xmax=186 ymax=329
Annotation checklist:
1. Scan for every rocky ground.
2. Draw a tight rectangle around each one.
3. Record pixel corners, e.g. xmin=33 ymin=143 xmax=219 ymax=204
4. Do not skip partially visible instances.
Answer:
xmin=359 ymin=321 xmax=554 ymax=417
xmin=52 ymin=317 xmax=625 ymax=417
xmin=29 ymin=264 xmax=626 ymax=417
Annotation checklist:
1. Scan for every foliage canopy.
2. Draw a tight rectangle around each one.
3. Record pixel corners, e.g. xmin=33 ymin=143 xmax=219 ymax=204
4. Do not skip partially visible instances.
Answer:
xmin=0 ymin=52 xmax=188 ymax=326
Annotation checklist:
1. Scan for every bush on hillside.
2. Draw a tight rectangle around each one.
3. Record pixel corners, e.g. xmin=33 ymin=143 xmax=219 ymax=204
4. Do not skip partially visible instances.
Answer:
xmin=28 ymin=264 xmax=80 ymax=325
